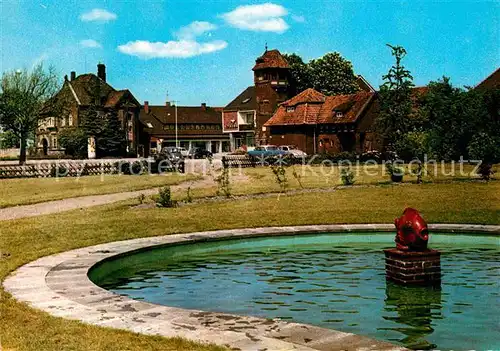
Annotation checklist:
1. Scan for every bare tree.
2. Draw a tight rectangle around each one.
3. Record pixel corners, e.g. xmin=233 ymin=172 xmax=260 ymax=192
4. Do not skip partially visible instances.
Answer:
xmin=0 ymin=63 xmax=59 ymax=164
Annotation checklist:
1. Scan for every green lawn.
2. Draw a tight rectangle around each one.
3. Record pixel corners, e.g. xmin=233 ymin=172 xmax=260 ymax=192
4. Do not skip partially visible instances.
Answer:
xmin=1 ymin=181 xmax=499 ymax=351
xmin=0 ymin=173 xmax=200 ymax=208
xmin=180 ymin=163 xmax=499 ymax=200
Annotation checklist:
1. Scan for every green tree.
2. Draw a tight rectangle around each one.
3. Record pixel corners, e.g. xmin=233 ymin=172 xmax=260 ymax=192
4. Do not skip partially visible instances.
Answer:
xmin=282 ymin=52 xmax=359 ymax=96
xmin=96 ymin=110 xmax=126 ymax=157
xmin=282 ymin=53 xmax=311 ymax=95
xmin=308 ymin=52 xmax=359 ymax=95
xmin=79 ymin=105 xmax=126 ymax=158
xmin=58 ymin=127 xmax=87 ymax=158
xmin=0 ymin=130 xmax=19 ymax=148
xmin=0 ymin=64 xmax=59 ymax=164
xmin=376 ymin=44 xmax=415 ymax=152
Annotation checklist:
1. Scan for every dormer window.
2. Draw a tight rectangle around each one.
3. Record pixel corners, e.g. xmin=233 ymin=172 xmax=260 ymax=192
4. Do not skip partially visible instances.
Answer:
xmin=336 ymin=111 xmax=343 ymax=118
xmin=286 ymin=106 xmax=295 ymax=113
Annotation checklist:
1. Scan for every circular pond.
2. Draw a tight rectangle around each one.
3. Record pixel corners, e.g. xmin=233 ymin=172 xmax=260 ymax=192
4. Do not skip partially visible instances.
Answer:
xmin=89 ymin=233 xmax=499 ymax=350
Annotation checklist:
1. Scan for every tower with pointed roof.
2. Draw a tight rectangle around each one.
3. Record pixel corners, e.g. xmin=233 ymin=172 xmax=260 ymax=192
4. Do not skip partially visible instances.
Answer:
xmin=253 ymin=48 xmax=291 ymax=104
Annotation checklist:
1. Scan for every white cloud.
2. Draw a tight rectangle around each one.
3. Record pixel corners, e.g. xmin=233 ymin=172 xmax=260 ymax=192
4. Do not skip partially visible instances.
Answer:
xmin=291 ymin=14 xmax=305 ymax=23
xmin=176 ymin=21 xmax=217 ymax=40
xmin=221 ymin=3 xmax=289 ymax=33
xmin=80 ymin=39 xmax=102 ymax=48
xmin=117 ymin=39 xmax=228 ymax=59
xmin=80 ymin=8 xmax=117 ymax=22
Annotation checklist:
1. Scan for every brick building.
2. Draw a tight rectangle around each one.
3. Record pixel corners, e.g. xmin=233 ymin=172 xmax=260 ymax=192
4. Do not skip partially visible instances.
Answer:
xmin=38 ymin=64 xmax=142 ymax=156
xmin=139 ymin=102 xmax=229 ymax=156
xmin=264 ymin=88 xmax=379 ymax=154
xmin=223 ymin=49 xmax=292 ymax=150
xmin=223 ymin=48 xmax=377 ymax=152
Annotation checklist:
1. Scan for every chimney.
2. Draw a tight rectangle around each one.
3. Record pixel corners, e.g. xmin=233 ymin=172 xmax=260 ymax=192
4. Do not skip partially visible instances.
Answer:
xmin=166 ymin=101 xmax=171 ymax=107
xmin=64 ymin=74 xmax=68 ymax=81
xmin=144 ymin=101 xmax=149 ymax=114
xmin=70 ymin=71 xmax=76 ymax=81
xmin=97 ymin=63 xmax=106 ymax=82
xmin=201 ymin=102 xmax=207 ymax=110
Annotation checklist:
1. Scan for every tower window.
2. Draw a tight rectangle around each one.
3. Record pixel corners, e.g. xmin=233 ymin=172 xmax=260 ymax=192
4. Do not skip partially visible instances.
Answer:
xmin=286 ymin=106 xmax=295 ymax=113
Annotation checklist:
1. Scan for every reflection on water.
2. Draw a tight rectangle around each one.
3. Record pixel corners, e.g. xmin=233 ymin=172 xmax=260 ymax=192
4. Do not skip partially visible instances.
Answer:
xmin=89 ymin=233 xmax=500 ymax=351
xmin=383 ymin=283 xmax=441 ymax=350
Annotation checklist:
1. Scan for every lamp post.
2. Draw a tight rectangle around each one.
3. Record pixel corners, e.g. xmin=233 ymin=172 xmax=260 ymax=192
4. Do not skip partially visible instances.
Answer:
xmin=170 ymin=100 xmax=179 ymax=148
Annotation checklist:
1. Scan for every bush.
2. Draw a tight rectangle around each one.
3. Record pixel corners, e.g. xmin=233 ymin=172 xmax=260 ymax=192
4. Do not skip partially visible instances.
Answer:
xmin=467 ymin=132 xmax=500 ymax=164
xmin=477 ymin=163 xmax=494 ymax=181
xmin=386 ymin=162 xmax=404 ymax=182
xmin=340 ymin=166 xmax=355 ymax=185
xmin=58 ymin=127 xmax=87 ymax=158
xmin=156 ymin=186 xmax=176 ymax=208
xmin=270 ymin=164 xmax=288 ymax=192
xmin=214 ymin=165 xmax=231 ymax=197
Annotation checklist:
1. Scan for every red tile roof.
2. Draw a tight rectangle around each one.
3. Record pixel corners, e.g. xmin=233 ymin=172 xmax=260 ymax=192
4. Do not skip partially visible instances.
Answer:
xmin=265 ymin=91 xmax=374 ymax=126
xmin=282 ymin=88 xmax=326 ymax=106
xmin=317 ymin=91 xmax=374 ymax=124
xmin=252 ymin=49 xmax=289 ymax=71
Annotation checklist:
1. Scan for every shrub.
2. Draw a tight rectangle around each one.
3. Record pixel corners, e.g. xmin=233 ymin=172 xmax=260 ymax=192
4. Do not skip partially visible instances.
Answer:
xmin=340 ymin=166 xmax=355 ymax=185
xmin=477 ymin=163 xmax=494 ymax=181
xmin=468 ymin=132 xmax=500 ymax=164
xmin=186 ymin=186 xmax=193 ymax=203
xmin=156 ymin=186 xmax=176 ymax=208
xmin=270 ymin=164 xmax=288 ymax=192
xmin=214 ymin=165 xmax=231 ymax=198
xmin=58 ymin=127 xmax=87 ymax=158
xmin=386 ymin=162 xmax=405 ymax=182
xmin=137 ymin=193 xmax=146 ymax=204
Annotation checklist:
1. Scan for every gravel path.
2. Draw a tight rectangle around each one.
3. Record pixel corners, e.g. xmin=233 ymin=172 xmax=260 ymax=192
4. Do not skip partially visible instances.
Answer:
xmin=0 ymin=175 xmax=245 ymax=221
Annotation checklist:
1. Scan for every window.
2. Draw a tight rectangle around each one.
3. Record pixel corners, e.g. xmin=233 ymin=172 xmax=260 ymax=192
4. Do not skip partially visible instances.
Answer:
xmin=242 ymin=97 xmax=251 ymax=104
xmin=146 ymin=122 xmax=153 ymax=128
xmin=336 ymin=111 xmax=343 ymax=118
xmin=61 ymin=116 xmax=66 ymax=127
xmin=244 ymin=112 xmax=254 ymax=125
xmin=286 ymin=106 xmax=295 ymax=113
xmin=68 ymin=113 xmax=73 ymax=126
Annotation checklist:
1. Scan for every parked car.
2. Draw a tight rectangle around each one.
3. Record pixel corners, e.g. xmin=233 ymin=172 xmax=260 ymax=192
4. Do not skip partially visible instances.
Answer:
xmin=247 ymin=145 xmax=288 ymax=158
xmin=156 ymin=147 xmax=183 ymax=162
xmin=163 ymin=147 xmax=187 ymax=158
xmin=278 ymin=145 xmax=307 ymax=157
xmin=188 ymin=147 xmax=212 ymax=159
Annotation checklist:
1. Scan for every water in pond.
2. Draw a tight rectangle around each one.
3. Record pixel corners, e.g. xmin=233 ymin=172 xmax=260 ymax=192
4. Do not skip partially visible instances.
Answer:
xmin=89 ymin=233 xmax=500 ymax=350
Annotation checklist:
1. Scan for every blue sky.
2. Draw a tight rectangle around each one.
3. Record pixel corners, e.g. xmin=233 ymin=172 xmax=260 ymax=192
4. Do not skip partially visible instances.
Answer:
xmin=1 ymin=1 xmax=498 ymax=106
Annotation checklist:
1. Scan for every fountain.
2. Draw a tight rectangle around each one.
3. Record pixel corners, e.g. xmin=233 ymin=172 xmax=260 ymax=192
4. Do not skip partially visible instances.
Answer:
xmin=384 ymin=208 xmax=441 ymax=286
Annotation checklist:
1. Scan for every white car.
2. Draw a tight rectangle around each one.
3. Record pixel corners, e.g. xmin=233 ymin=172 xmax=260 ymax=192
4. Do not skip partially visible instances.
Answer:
xmin=278 ymin=145 xmax=307 ymax=157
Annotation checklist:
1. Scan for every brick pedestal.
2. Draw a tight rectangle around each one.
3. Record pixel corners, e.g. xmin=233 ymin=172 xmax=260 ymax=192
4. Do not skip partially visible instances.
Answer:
xmin=384 ymin=248 xmax=441 ymax=286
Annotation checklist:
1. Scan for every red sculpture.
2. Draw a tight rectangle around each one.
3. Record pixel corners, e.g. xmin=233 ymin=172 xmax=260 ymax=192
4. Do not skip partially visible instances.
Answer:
xmin=394 ymin=208 xmax=429 ymax=251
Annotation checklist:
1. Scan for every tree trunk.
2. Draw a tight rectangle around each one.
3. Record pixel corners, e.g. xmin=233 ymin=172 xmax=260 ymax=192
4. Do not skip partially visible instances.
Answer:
xmin=19 ymin=134 xmax=27 ymax=165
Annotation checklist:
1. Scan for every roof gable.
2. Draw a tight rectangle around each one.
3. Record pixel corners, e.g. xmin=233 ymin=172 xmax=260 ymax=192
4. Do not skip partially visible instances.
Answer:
xmin=282 ymin=88 xmax=325 ymax=106
xmin=253 ymin=49 xmax=289 ymax=71
xmin=318 ymin=91 xmax=374 ymax=124
xmin=224 ymin=86 xmax=256 ymax=111
xmin=265 ymin=91 xmax=375 ymax=127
